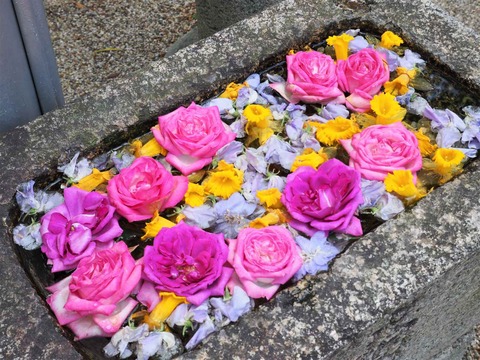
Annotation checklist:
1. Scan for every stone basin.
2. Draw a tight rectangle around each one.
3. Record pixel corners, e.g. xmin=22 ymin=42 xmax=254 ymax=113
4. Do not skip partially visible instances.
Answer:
xmin=0 ymin=0 xmax=479 ymax=358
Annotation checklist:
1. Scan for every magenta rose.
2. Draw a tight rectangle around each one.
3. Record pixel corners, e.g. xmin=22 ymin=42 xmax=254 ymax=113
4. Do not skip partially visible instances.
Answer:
xmin=281 ymin=159 xmax=363 ymax=236
xmin=46 ymin=241 xmax=142 ymax=339
xmin=270 ymin=51 xmax=345 ymax=105
xmin=228 ymin=226 xmax=302 ymax=299
xmin=143 ymin=222 xmax=233 ymax=305
xmin=152 ymin=102 xmax=236 ymax=175
xmin=107 ymin=156 xmax=188 ymax=222
xmin=336 ymin=48 xmax=390 ymax=112
xmin=40 ymin=187 xmax=122 ymax=272
xmin=340 ymin=122 xmax=423 ymax=181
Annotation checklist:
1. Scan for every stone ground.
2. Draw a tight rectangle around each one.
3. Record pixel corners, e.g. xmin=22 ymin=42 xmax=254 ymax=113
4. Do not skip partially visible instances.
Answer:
xmin=44 ymin=0 xmax=196 ymax=102
xmin=39 ymin=0 xmax=480 ymax=358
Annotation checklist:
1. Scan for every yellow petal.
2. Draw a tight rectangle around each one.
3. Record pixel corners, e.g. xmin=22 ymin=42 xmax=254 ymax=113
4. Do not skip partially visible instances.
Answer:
xmin=384 ymin=170 xmax=418 ymax=198
xmin=184 ymin=183 xmax=206 ymax=207
xmin=379 ymin=31 xmax=404 ymax=49
xmin=141 ymin=211 xmax=176 ymax=240
xmin=73 ymin=168 xmax=113 ymax=192
xmin=291 ymin=148 xmax=328 ymax=172
xmin=144 ymin=292 xmax=188 ymax=330
xmin=219 ymin=82 xmax=247 ymax=100
xmin=309 ymin=117 xmax=360 ymax=146
xmin=256 ymin=188 xmax=283 ymax=209
xmin=370 ymin=92 xmax=406 ymax=124
xmin=131 ymin=134 xmax=167 ymax=158
xmin=249 ymin=212 xmax=281 ymax=229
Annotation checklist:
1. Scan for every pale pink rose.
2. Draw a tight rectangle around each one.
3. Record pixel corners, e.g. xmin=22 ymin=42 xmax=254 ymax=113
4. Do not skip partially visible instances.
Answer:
xmin=270 ymin=51 xmax=345 ymax=105
xmin=152 ymin=102 xmax=236 ymax=175
xmin=340 ymin=122 xmax=423 ymax=181
xmin=336 ymin=48 xmax=389 ymax=112
xmin=107 ymin=156 xmax=188 ymax=222
xmin=228 ymin=226 xmax=302 ymax=299
xmin=46 ymin=241 xmax=142 ymax=340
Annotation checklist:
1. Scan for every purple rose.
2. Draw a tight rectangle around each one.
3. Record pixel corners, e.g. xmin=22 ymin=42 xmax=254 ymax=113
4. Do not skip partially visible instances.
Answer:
xmin=143 ymin=222 xmax=233 ymax=305
xmin=281 ymin=159 xmax=363 ymax=236
xmin=40 ymin=187 xmax=122 ymax=272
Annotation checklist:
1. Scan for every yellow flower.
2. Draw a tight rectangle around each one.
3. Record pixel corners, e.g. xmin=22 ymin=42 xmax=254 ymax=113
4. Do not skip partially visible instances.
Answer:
xmin=256 ymin=188 xmax=283 ymax=209
xmin=203 ymin=160 xmax=243 ymax=199
xmin=370 ymin=92 xmax=407 ymax=124
xmin=141 ymin=211 xmax=176 ymax=240
xmin=290 ymin=148 xmax=328 ymax=172
xmin=184 ymin=183 xmax=206 ymax=207
xmin=415 ymin=128 xmax=437 ymax=156
xmin=326 ymin=33 xmax=354 ymax=61
xmin=396 ymin=67 xmax=417 ymax=79
xmin=73 ymin=168 xmax=113 ymax=192
xmin=309 ymin=117 xmax=360 ymax=146
xmin=219 ymin=82 xmax=247 ymax=100
xmin=384 ymin=74 xmax=410 ymax=96
xmin=384 ymin=170 xmax=418 ymax=198
xmin=243 ymin=104 xmax=275 ymax=146
xmin=144 ymin=292 xmax=188 ymax=330
xmin=131 ymin=133 xmax=167 ymax=158
xmin=249 ymin=212 xmax=281 ymax=229
xmin=432 ymin=148 xmax=465 ymax=176
xmin=379 ymin=31 xmax=404 ymax=49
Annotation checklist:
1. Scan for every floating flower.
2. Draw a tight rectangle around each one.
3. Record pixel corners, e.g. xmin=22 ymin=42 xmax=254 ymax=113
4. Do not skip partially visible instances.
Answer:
xmin=290 ymin=148 xmax=328 ymax=172
xmin=41 ymin=187 xmax=122 ymax=272
xmin=184 ymin=183 xmax=207 ymax=207
xmin=256 ymin=188 xmax=283 ymax=209
xmin=326 ymin=33 xmax=354 ymax=60
xmin=337 ymin=48 xmax=390 ymax=112
xmin=309 ymin=116 xmax=360 ymax=146
xmin=282 ymin=159 xmax=363 ymax=236
xmin=270 ymin=50 xmax=345 ymax=104
xmin=219 ymin=82 xmax=247 ymax=100
xmin=144 ymin=292 xmax=188 ymax=330
xmin=210 ymin=286 xmax=254 ymax=322
xmin=212 ymin=192 xmax=259 ymax=238
xmin=46 ymin=241 xmax=142 ymax=339
xmin=379 ymin=30 xmax=404 ymax=49
xmin=415 ymin=128 xmax=437 ymax=156
xmin=384 ymin=170 xmax=418 ymax=198
xmin=203 ymin=160 xmax=243 ymax=199
xmin=16 ymin=180 xmax=63 ymax=215
xmin=73 ymin=168 xmax=113 ymax=192
xmin=432 ymin=148 xmax=465 ymax=176
xmin=293 ymin=231 xmax=340 ymax=281
xmin=370 ymin=92 xmax=407 ymax=124
xmin=13 ymin=223 xmax=42 ymax=250
xmin=153 ymin=102 xmax=236 ymax=175
xmin=107 ymin=156 xmax=188 ymax=222
xmin=249 ymin=211 xmax=283 ymax=229
xmin=58 ymin=152 xmax=93 ymax=182
xmin=131 ymin=135 xmax=167 ymax=158
xmin=228 ymin=226 xmax=302 ymax=299
xmin=143 ymin=222 xmax=233 ymax=305
xmin=243 ymin=104 xmax=274 ymax=145
xmin=341 ymin=122 xmax=422 ymax=181
xmin=141 ymin=211 xmax=176 ymax=240
xmin=384 ymin=67 xmax=415 ymax=96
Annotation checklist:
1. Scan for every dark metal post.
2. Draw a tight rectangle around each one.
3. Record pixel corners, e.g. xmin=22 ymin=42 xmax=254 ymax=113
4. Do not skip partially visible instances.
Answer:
xmin=0 ymin=0 xmax=64 ymax=133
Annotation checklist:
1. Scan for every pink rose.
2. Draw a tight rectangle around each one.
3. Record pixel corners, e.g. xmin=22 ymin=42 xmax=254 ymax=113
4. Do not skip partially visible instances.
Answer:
xmin=270 ymin=51 xmax=345 ymax=105
xmin=340 ymin=122 xmax=423 ymax=181
xmin=228 ymin=226 xmax=302 ymax=299
xmin=107 ymin=156 xmax=188 ymax=222
xmin=337 ymin=48 xmax=390 ymax=112
xmin=40 ymin=187 xmax=122 ymax=272
xmin=152 ymin=102 xmax=236 ymax=175
xmin=46 ymin=241 xmax=142 ymax=340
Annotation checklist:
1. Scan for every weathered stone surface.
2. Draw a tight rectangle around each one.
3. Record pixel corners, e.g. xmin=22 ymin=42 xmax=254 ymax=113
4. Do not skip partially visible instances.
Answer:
xmin=0 ymin=0 xmax=478 ymax=359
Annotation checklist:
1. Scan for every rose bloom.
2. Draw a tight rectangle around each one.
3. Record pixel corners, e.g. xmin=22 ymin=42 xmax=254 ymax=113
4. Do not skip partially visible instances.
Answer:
xmin=143 ymin=222 xmax=233 ymax=305
xmin=340 ymin=122 xmax=423 ymax=181
xmin=40 ymin=187 xmax=122 ymax=272
xmin=107 ymin=156 xmax=188 ymax=222
xmin=270 ymin=51 xmax=345 ymax=105
xmin=336 ymin=48 xmax=390 ymax=112
xmin=228 ymin=226 xmax=302 ymax=299
xmin=152 ymin=102 xmax=236 ymax=175
xmin=281 ymin=159 xmax=363 ymax=236
xmin=46 ymin=241 xmax=142 ymax=339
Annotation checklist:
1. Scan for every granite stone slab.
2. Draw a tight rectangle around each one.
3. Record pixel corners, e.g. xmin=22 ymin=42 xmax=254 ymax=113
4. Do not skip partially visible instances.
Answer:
xmin=0 ymin=0 xmax=478 ymax=358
